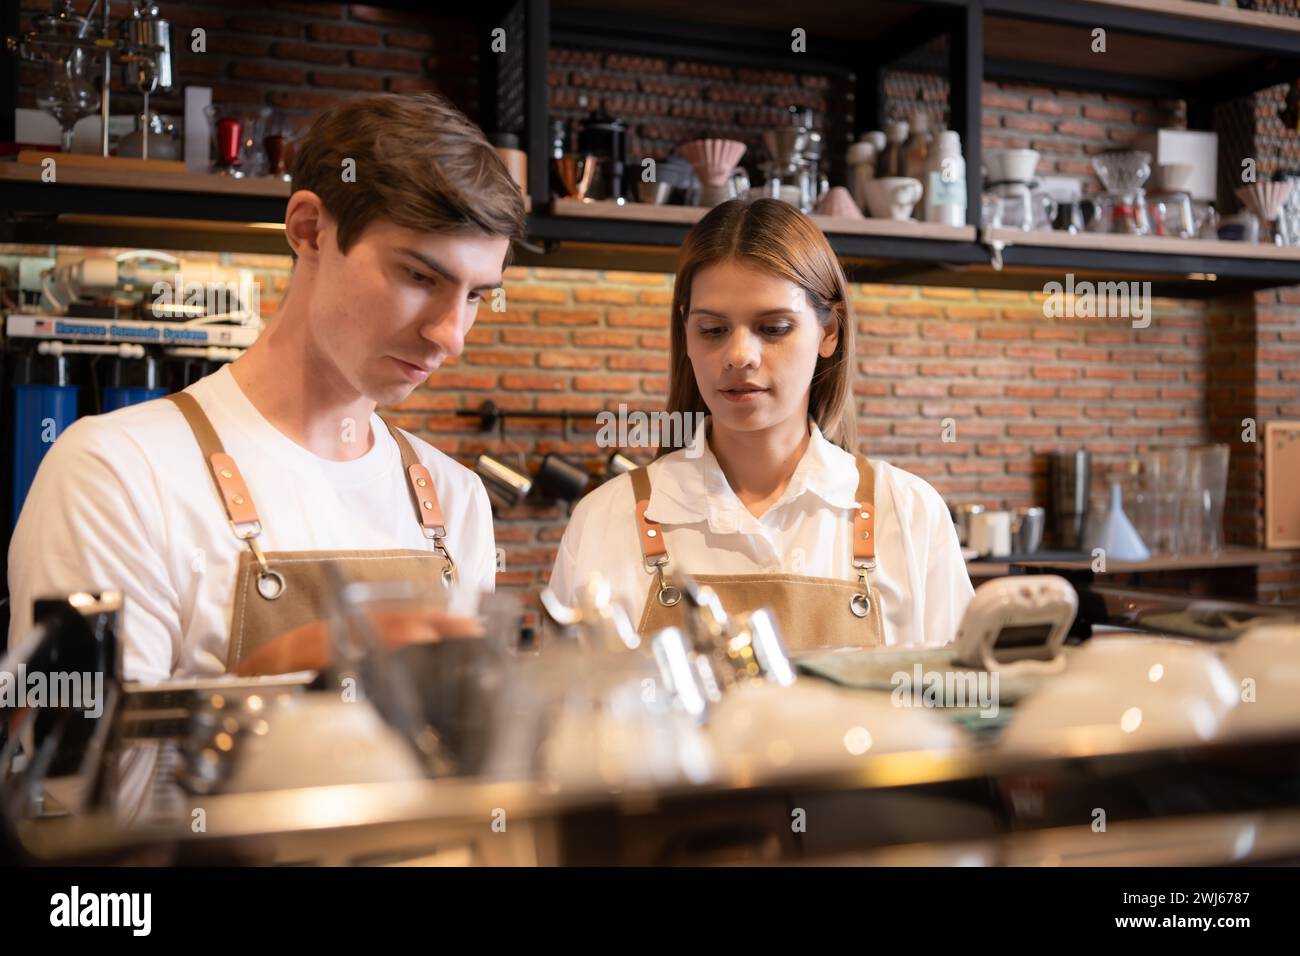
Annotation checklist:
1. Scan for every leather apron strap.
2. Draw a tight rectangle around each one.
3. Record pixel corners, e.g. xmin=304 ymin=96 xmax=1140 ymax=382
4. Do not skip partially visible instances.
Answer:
xmin=630 ymin=464 xmax=668 ymax=561
xmin=851 ymin=456 xmax=876 ymax=565
xmin=383 ymin=420 xmax=451 ymax=551
xmin=847 ymin=456 xmax=878 ymax=620
xmin=166 ymin=392 xmax=448 ymax=543
xmin=168 ymin=391 xmax=260 ymax=528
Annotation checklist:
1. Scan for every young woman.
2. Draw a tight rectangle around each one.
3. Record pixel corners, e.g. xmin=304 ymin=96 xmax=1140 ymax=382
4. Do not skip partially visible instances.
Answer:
xmin=548 ymin=198 xmax=973 ymax=650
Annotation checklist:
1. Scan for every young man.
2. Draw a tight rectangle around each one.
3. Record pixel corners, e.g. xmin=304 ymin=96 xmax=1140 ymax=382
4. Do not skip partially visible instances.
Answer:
xmin=7 ymin=93 xmax=525 ymax=681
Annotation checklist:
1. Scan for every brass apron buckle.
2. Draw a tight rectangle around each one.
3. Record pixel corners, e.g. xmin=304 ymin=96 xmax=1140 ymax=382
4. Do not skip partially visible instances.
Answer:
xmin=851 ymin=558 xmax=876 ymax=618
xmin=646 ymin=556 xmax=681 ymax=607
xmin=426 ymin=525 xmax=457 ymax=586
xmin=233 ymin=520 xmax=286 ymax=602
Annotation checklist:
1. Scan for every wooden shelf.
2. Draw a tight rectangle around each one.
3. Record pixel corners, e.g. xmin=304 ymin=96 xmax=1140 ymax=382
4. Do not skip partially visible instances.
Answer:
xmin=968 ymin=547 xmax=1295 ymax=578
xmin=1 ymin=157 xmax=536 ymax=205
xmin=986 ymin=227 xmax=1300 ymax=263
xmin=0 ymin=159 xmax=292 ymax=198
xmin=555 ymin=0 xmax=923 ymax=43
xmin=1078 ymin=0 xmax=1300 ymax=35
xmin=551 ymin=201 xmax=1300 ymax=257
xmin=551 ymin=197 xmax=977 ymax=240
xmin=551 ymin=197 xmax=702 ymax=224
xmin=0 ymin=161 xmax=529 ymax=255
xmin=813 ymin=215 xmax=976 ymax=242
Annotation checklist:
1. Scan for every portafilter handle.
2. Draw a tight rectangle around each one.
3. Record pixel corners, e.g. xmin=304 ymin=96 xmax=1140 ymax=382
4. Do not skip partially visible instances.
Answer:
xmin=538 ymin=577 xmax=641 ymax=653
xmin=671 ymin=569 xmax=729 ymax=648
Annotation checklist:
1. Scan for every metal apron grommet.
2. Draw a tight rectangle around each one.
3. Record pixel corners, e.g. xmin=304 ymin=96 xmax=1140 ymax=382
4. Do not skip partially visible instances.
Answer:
xmin=238 ymin=525 xmax=285 ymax=601
xmin=850 ymin=592 xmax=870 ymax=617
xmin=257 ymin=569 xmax=286 ymax=601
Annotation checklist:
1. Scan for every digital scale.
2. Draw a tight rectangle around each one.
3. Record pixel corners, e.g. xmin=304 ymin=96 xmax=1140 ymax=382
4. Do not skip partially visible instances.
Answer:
xmin=950 ymin=574 xmax=1078 ymax=675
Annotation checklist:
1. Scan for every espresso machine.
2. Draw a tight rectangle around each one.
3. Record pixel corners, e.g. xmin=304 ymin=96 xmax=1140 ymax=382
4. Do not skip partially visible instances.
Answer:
xmin=7 ymin=569 xmax=1300 ymax=867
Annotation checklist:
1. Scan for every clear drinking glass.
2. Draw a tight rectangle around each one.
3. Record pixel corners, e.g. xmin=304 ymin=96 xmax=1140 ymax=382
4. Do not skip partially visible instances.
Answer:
xmin=1149 ymin=452 xmax=1170 ymax=556
xmin=1081 ymin=488 xmax=1110 ymax=553
xmin=1195 ymin=444 xmax=1230 ymax=552
xmin=1126 ymin=460 xmax=1156 ymax=552
xmin=1144 ymin=447 xmax=1188 ymax=556
xmin=1181 ymin=449 xmax=1206 ymax=556
xmin=1166 ymin=447 xmax=1191 ymax=555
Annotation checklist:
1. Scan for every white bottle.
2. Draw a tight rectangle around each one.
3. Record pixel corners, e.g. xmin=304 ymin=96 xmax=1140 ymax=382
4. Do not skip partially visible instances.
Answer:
xmin=919 ymin=126 xmax=944 ymax=222
xmin=924 ymin=130 xmax=967 ymax=227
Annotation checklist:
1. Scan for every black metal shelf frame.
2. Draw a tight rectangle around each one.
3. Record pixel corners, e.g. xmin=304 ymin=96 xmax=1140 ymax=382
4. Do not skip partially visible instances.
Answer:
xmin=4 ymin=0 xmax=1300 ymax=295
xmin=514 ymin=0 xmax=1300 ymax=296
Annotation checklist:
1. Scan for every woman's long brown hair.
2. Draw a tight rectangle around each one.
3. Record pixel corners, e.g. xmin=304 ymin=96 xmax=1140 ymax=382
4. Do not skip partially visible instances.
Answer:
xmin=660 ymin=197 xmax=858 ymax=456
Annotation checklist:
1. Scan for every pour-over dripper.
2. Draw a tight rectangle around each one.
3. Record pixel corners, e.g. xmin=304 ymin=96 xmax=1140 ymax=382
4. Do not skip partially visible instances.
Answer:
xmin=1092 ymin=149 xmax=1152 ymax=194
xmin=1235 ymin=181 xmax=1295 ymax=244
xmin=761 ymin=127 xmax=808 ymax=169
xmin=680 ymin=139 xmax=747 ymax=206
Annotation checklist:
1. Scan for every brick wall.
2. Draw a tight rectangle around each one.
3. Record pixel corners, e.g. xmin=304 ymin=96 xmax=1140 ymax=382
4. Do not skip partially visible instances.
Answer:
xmin=394 ymin=269 xmax=1300 ymax=604
xmin=1231 ymin=287 xmax=1300 ymax=603
xmin=1216 ymin=81 xmax=1300 ymax=603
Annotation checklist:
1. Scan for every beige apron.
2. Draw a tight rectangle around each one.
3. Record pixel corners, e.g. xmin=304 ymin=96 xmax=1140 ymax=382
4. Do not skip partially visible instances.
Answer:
xmin=632 ymin=455 xmax=885 ymax=651
xmin=167 ymin=392 xmax=456 ymax=671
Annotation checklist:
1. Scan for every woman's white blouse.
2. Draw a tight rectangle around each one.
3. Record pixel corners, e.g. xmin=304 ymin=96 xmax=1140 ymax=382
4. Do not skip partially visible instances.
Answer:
xmin=548 ymin=419 xmax=975 ymax=647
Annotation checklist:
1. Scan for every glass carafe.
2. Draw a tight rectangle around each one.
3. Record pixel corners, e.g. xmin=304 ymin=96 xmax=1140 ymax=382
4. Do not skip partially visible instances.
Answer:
xmin=1090 ymin=190 xmax=1151 ymax=236
xmin=32 ymin=8 xmax=101 ymax=153
xmin=1146 ymin=191 xmax=1195 ymax=239
xmin=762 ymin=161 xmax=815 ymax=212
xmin=990 ymin=181 xmax=1056 ymax=231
